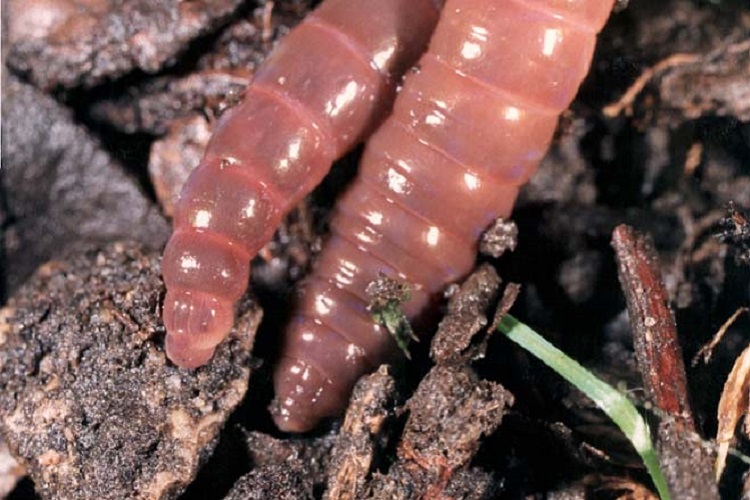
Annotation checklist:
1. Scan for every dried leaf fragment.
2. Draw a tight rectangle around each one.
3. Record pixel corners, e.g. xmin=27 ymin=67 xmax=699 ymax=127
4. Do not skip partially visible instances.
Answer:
xmin=716 ymin=341 xmax=750 ymax=481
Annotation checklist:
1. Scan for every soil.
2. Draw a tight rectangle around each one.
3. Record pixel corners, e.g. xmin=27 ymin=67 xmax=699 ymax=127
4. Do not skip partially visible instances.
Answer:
xmin=1 ymin=0 xmax=749 ymax=498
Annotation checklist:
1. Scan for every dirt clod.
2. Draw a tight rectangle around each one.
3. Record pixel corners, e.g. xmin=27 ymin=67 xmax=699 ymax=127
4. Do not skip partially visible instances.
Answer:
xmin=225 ymin=463 xmax=313 ymax=500
xmin=430 ymin=264 xmax=502 ymax=364
xmin=244 ymin=430 xmax=336 ymax=491
xmin=479 ymin=218 xmax=518 ymax=259
xmin=324 ymin=366 xmax=397 ymax=500
xmin=6 ymin=0 xmax=246 ymax=89
xmin=0 ymin=242 xmax=259 ymax=499
xmin=368 ymin=365 xmax=512 ymax=499
xmin=89 ymin=3 xmax=309 ymax=135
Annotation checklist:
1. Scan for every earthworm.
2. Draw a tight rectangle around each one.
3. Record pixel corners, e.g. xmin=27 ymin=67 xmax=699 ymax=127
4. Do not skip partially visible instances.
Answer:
xmin=271 ymin=0 xmax=617 ymax=432
xmin=161 ymin=0 xmax=443 ymax=368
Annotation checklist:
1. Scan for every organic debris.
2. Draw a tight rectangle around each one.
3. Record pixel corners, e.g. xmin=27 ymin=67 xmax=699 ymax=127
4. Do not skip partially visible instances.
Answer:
xmin=719 ymin=202 xmax=750 ymax=266
xmin=366 ymin=274 xmax=417 ymax=359
xmin=324 ymin=367 xmax=397 ymax=500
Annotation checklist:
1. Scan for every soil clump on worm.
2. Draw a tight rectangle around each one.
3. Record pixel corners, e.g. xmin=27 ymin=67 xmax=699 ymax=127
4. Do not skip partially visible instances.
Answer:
xmin=1 ymin=0 xmax=750 ymax=498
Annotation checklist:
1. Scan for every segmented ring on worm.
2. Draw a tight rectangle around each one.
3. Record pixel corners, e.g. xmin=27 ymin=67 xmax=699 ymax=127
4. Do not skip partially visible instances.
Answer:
xmin=271 ymin=0 xmax=617 ymax=432
xmin=160 ymin=0 xmax=443 ymax=368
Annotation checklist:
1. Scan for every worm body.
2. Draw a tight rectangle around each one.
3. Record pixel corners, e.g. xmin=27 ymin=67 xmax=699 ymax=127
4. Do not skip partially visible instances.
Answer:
xmin=272 ymin=0 xmax=617 ymax=432
xmin=161 ymin=0 xmax=442 ymax=367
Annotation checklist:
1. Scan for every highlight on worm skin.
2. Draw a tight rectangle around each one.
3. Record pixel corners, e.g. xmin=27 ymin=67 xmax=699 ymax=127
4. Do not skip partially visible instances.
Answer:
xmin=160 ymin=0 xmax=444 ymax=368
xmin=271 ymin=0 xmax=617 ymax=432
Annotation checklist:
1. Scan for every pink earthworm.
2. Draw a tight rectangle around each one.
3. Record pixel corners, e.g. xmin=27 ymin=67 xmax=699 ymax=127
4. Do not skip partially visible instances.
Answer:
xmin=271 ymin=0 xmax=618 ymax=432
xmin=161 ymin=0 xmax=443 ymax=368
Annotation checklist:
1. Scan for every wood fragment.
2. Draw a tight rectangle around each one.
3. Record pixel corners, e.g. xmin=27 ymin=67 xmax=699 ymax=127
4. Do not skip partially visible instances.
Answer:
xmin=611 ymin=224 xmax=695 ymax=431
xmin=683 ymin=142 xmax=703 ymax=177
xmin=490 ymin=283 xmax=521 ymax=333
xmin=613 ymin=224 xmax=720 ymax=498
xmin=656 ymin=418 xmax=718 ymax=499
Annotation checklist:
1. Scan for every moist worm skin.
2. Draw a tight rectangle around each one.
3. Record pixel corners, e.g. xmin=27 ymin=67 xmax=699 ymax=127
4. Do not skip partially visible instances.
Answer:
xmin=272 ymin=0 xmax=617 ymax=432
xmin=161 ymin=0 xmax=443 ymax=368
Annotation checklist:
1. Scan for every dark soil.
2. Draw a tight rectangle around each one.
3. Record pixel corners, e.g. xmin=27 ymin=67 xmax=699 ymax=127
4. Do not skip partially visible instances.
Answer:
xmin=2 ymin=0 xmax=749 ymax=498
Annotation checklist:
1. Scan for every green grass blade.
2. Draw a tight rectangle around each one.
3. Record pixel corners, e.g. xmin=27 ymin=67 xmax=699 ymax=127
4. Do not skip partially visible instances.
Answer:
xmin=496 ymin=314 xmax=670 ymax=500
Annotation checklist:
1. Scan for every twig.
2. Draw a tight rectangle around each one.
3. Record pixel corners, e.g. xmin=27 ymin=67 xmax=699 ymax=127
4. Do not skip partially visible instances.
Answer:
xmin=613 ymin=225 xmax=721 ymax=498
xmin=611 ymin=225 xmax=695 ymax=432
xmin=693 ymin=307 xmax=749 ymax=365
xmin=603 ymin=54 xmax=700 ymax=118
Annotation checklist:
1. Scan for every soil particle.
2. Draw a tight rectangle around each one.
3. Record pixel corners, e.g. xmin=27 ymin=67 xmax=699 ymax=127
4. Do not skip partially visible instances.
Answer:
xmin=244 ymin=430 xmax=336 ymax=490
xmin=196 ymin=2 xmax=308 ymax=74
xmin=368 ymin=466 xmax=497 ymax=500
xmin=546 ymin=483 xmax=586 ymax=499
xmin=557 ymin=250 xmax=604 ymax=305
xmin=0 ymin=242 xmax=260 ymax=499
xmin=359 ymin=266 xmax=513 ymax=498
xmin=5 ymin=0 xmax=246 ymax=89
xmin=702 ymin=139 xmax=750 ymax=209
xmin=479 ymin=219 xmax=518 ymax=259
xmin=595 ymin=0 xmax=750 ymax=133
xmin=398 ymin=366 xmax=512 ymax=475
xmin=519 ymin=116 xmax=598 ymax=208
xmin=224 ymin=463 xmax=313 ymax=500
xmin=322 ymin=267 xmax=513 ymax=499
